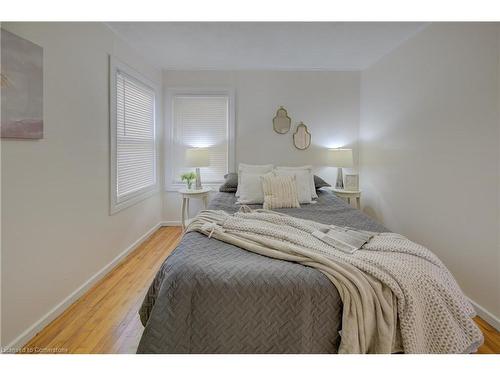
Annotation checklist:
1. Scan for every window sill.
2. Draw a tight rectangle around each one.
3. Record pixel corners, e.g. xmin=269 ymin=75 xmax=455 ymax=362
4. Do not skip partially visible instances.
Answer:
xmin=110 ymin=186 xmax=159 ymax=215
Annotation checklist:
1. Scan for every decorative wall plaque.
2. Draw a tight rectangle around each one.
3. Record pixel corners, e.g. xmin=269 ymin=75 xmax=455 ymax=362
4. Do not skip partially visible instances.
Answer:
xmin=272 ymin=106 xmax=291 ymax=134
xmin=293 ymin=122 xmax=311 ymax=150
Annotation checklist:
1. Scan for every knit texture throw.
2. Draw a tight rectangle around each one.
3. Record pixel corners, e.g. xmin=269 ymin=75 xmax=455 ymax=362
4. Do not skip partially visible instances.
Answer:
xmin=186 ymin=208 xmax=483 ymax=354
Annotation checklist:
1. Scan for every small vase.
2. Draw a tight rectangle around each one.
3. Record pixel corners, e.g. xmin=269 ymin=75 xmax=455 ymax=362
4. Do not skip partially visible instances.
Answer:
xmin=186 ymin=181 xmax=193 ymax=190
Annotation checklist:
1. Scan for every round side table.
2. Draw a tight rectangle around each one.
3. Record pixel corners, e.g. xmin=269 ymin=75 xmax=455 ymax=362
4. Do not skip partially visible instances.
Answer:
xmin=179 ymin=187 xmax=211 ymax=230
xmin=331 ymin=188 xmax=361 ymax=209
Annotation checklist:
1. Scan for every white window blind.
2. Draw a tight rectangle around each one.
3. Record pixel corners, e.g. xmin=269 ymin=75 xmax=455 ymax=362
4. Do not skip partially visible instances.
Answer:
xmin=172 ymin=95 xmax=229 ymax=184
xmin=115 ymin=70 xmax=156 ymax=201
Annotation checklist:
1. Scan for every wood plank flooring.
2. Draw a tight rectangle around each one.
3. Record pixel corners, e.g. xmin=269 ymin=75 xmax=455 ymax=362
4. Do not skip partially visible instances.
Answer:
xmin=22 ymin=226 xmax=499 ymax=354
xmin=474 ymin=314 xmax=500 ymax=354
xmin=22 ymin=226 xmax=182 ymax=354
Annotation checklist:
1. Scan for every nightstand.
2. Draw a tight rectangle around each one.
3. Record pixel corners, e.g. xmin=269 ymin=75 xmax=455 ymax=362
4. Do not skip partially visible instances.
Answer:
xmin=179 ymin=187 xmax=211 ymax=230
xmin=331 ymin=188 xmax=361 ymax=209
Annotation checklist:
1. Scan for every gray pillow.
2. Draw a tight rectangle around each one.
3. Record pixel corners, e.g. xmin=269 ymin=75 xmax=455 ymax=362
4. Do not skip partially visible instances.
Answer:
xmin=219 ymin=172 xmax=238 ymax=193
xmin=313 ymin=175 xmax=331 ymax=189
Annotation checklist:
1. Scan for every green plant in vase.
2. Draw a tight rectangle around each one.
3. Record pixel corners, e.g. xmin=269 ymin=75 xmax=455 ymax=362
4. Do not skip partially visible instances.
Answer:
xmin=181 ymin=171 xmax=197 ymax=190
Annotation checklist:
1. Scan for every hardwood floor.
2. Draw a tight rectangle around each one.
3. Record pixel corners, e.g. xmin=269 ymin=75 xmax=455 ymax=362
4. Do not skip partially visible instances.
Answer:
xmin=22 ymin=226 xmax=499 ymax=354
xmin=22 ymin=226 xmax=182 ymax=354
xmin=474 ymin=315 xmax=500 ymax=354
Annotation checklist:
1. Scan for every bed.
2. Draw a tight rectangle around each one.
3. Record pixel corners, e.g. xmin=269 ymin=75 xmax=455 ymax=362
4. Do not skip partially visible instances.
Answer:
xmin=137 ymin=190 xmax=387 ymax=353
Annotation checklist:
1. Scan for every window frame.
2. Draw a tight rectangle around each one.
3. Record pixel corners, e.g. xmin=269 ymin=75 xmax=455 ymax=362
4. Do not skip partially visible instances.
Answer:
xmin=164 ymin=87 xmax=235 ymax=191
xmin=109 ymin=56 xmax=160 ymax=215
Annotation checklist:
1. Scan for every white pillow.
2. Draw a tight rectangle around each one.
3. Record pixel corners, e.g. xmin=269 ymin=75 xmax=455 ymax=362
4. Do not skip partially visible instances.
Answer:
xmin=261 ymin=174 xmax=300 ymax=210
xmin=236 ymin=163 xmax=274 ymax=197
xmin=236 ymin=171 xmax=272 ymax=204
xmin=274 ymin=168 xmax=312 ymax=204
xmin=275 ymin=165 xmax=317 ymax=200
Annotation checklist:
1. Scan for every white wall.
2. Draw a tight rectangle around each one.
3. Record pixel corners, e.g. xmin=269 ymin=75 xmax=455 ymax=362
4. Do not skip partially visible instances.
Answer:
xmin=360 ymin=23 xmax=500 ymax=325
xmin=163 ymin=70 xmax=360 ymax=221
xmin=1 ymin=22 xmax=163 ymax=346
xmin=497 ymin=26 xmax=500 ymax=323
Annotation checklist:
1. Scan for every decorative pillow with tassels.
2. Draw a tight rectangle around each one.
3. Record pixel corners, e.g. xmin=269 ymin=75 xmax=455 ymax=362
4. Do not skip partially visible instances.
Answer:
xmin=260 ymin=174 xmax=300 ymax=210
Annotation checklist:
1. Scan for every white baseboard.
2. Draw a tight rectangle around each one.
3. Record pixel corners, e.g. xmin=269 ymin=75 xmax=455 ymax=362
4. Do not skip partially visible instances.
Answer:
xmin=4 ymin=222 xmax=163 ymax=351
xmin=160 ymin=220 xmax=182 ymax=226
xmin=469 ymin=298 xmax=500 ymax=331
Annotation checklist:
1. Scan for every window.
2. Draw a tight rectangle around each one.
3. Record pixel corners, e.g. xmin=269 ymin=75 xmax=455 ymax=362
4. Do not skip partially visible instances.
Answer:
xmin=165 ymin=89 xmax=235 ymax=190
xmin=110 ymin=57 xmax=158 ymax=214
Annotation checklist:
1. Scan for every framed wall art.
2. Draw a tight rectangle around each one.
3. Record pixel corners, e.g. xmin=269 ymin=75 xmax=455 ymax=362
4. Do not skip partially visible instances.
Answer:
xmin=1 ymin=28 xmax=43 ymax=139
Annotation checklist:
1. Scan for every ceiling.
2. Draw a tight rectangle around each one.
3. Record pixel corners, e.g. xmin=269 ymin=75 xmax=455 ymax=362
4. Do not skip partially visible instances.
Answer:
xmin=106 ymin=22 xmax=428 ymax=71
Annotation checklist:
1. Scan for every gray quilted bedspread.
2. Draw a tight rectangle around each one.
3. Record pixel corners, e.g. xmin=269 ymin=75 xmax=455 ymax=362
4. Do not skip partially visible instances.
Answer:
xmin=137 ymin=190 xmax=387 ymax=353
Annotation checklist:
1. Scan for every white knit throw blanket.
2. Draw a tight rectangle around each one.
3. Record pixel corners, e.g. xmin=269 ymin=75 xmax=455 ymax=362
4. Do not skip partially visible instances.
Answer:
xmin=186 ymin=208 xmax=483 ymax=354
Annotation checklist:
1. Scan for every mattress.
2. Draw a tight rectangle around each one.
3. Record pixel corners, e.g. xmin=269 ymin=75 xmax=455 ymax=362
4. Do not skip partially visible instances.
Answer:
xmin=137 ymin=190 xmax=387 ymax=353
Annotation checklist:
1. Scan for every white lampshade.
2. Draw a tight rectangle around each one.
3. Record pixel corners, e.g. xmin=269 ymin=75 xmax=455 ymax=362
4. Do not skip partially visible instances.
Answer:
xmin=185 ymin=148 xmax=210 ymax=167
xmin=327 ymin=148 xmax=353 ymax=167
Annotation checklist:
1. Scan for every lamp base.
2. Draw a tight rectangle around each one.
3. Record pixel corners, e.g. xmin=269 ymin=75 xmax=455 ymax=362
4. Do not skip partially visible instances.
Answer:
xmin=195 ymin=167 xmax=202 ymax=190
xmin=335 ymin=167 xmax=344 ymax=189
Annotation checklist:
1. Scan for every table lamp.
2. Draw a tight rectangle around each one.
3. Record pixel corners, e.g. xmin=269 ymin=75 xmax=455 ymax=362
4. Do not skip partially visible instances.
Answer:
xmin=185 ymin=148 xmax=210 ymax=190
xmin=327 ymin=148 xmax=353 ymax=189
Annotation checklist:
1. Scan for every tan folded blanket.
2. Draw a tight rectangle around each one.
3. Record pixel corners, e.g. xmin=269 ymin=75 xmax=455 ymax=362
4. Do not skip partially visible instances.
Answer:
xmin=187 ymin=208 xmax=483 ymax=354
